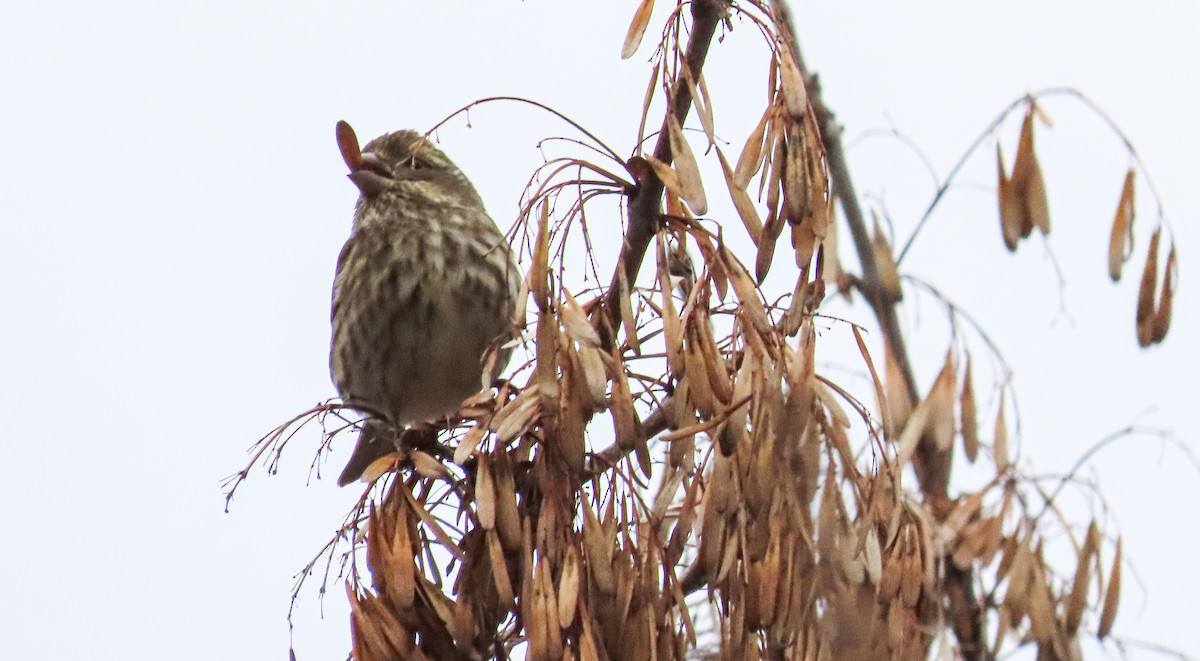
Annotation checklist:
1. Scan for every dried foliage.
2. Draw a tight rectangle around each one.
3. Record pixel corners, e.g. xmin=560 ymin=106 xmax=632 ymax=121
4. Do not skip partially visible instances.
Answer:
xmin=996 ymin=105 xmax=1051 ymax=251
xmin=989 ymin=98 xmax=1178 ymax=347
xmin=227 ymin=2 xmax=1186 ymax=660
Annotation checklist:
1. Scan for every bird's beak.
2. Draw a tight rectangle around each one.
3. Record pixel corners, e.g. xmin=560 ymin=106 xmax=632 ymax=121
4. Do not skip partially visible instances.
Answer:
xmin=347 ymin=152 xmax=392 ymax=196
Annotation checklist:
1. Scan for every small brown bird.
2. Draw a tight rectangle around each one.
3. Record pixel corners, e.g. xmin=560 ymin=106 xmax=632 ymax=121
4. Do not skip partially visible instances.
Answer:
xmin=330 ymin=122 xmax=521 ymax=486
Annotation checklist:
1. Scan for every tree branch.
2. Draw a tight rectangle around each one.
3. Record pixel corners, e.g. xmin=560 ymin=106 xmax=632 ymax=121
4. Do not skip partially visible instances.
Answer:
xmin=605 ymin=0 xmax=728 ymax=325
xmin=770 ymin=1 xmax=984 ymax=658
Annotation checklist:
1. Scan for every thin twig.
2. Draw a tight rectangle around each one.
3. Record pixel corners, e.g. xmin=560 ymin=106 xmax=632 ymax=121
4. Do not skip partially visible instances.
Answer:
xmin=429 ymin=95 xmax=625 ymax=166
xmin=896 ymin=86 xmax=1175 ymax=265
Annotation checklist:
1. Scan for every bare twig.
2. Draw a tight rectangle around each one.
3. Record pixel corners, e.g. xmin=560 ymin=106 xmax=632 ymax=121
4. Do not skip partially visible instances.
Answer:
xmin=429 ymin=95 xmax=625 ymax=166
xmin=1032 ymin=424 xmax=1198 ymax=528
xmin=895 ymin=86 xmax=1176 ymax=265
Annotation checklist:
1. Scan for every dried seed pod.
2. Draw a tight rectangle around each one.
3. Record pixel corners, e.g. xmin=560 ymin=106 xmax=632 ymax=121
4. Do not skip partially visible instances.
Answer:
xmin=952 ymin=516 xmax=1000 ymax=569
xmin=791 ymin=215 xmax=818 ymax=272
xmin=453 ymin=422 xmax=487 ymax=465
xmin=666 ymin=112 xmax=708 ymax=215
xmin=777 ymin=43 xmax=808 ymax=118
xmin=766 ymin=132 xmax=785 ymax=223
xmin=1151 ymin=242 xmax=1177 ymax=344
xmin=997 ymin=106 xmax=1052 ymax=251
xmin=531 ymin=202 xmax=551 ymax=310
xmin=782 ymin=130 xmax=809 ymax=227
xmin=383 ymin=502 xmax=416 ymax=608
xmin=486 ymin=530 xmax=515 ymax=606
xmin=1064 ymin=521 xmax=1101 ymax=634
xmin=609 ymin=345 xmax=642 ymax=453
xmin=872 ymin=217 xmax=902 ymax=303
xmin=490 ymin=385 xmax=542 ymax=443
xmin=748 ymin=548 xmax=780 ymax=628
xmin=1025 ymin=167 xmax=1051 ymax=237
xmin=475 ymin=454 xmax=495 ymax=529
xmin=683 ymin=352 xmax=715 ymax=418
xmin=878 ymin=554 xmax=903 ymax=603
xmin=1013 ymin=108 xmax=1051 ymax=236
xmin=557 ymin=347 xmax=587 ymax=473
xmin=1027 ymin=558 xmax=1056 ymax=642
xmin=561 ymin=288 xmax=601 ymax=348
xmin=805 ymin=126 xmax=832 ymax=240
xmin=491 ymin=450 xmax=522 ymax=553
xmin=883 ymin=341 xmax=912 ymax=440
xmin=756 ymin=207 xmax=785 ymax=283
xmin=335 ymin=120 xmax=365 ymax=170
xmin=717 ymin=147 xmax=764 ymax=244
xmin=822 ymin=211 xmax=846 ymax=294
xmin=642 ymin=154 xmax=685 ymax=203
xmin=895 ymin=350 xmax=956 ymax=467
xmin=621 ymin=0 xmax=654 ymax=58
xmin=1135 ymin=227 xmax=1161 ymax=347
xmin=997 ymin=146 xmax=1022 ymax=252
xmin=692 ymin=230 xmax=730 ymax=300
xmin=886 ymin=598 xmax=907 ymax=646
xmin=960 ymin=353 xmax=979 ymax=463
xmin=577 ymin=345 xmax=609 ymax=408
xmin=535 ymin=306 xmax=560 ymax=400
xmin=656 ymin=233 xmax=685 ymax=367
xmin=360 ymin=452 xmax=400 ymax=484
xmin=1108 ymin=169 xmax=1136 ymax=281
xmin=693 ymin=308 xmax=732 ymax=404
xmin=1098 ymin=537 xmax=1122 ymax=639
xmin=840 ymin=543 xmax=866 ymax=585
xmin=864 ymin=526 xmax=883 ymax=585
xmin=720 ymin=349 xmax=756 ymax=456
xmin=898 ymin=553 xmax=923 ymax=608
xmin=736 ymin=107 xmax=772 ymax=188
xmin=557 ymin=547 xmax=581 ymax=629
xmin=582 ymin=499 xmax=616 ymax=593
xmin=410 ymin=450 xmax=452 ymax=481
xmin=678 ymin=60 xmax=716 ymax=149
xmin=1002 ymin=535 xmax=1033 ymax=622
xmin=927 ymin=349 xmax=957 ymax=452
xmin=993 ymin=392 xmax=1010 ymax=474
xmin=579 ymin=617 xmax=602 ymax=661
xmin=525 ymin=559 xmax=562 ymax=660
xmin=719 ymin=242 xmax=773 ymax=335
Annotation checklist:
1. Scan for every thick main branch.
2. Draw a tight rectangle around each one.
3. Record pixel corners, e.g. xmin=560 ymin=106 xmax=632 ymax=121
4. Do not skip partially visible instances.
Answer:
xmin=606 ymin=0 xmax=727 ymax=321
xmin=770 ymin=1 xmax=984 ymax=658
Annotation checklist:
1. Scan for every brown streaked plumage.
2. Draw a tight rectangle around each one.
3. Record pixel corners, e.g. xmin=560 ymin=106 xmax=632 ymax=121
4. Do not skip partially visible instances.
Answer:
xmin=330 ymin=122 xmax=521 ymax=486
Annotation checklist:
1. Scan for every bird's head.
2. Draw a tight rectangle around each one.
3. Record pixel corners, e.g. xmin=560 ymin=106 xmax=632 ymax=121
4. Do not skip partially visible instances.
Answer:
xmin=335 ymin=121 xmax=482 ymax=208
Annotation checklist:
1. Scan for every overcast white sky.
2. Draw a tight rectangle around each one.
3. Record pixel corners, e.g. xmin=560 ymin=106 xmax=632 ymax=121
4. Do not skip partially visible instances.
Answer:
xmin=1 ymin=2 xmax=1196 ymax=659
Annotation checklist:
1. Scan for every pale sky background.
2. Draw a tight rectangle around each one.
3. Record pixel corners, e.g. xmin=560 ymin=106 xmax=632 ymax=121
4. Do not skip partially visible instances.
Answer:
xmin=1 ymin=2 xmax=1197 ymax=659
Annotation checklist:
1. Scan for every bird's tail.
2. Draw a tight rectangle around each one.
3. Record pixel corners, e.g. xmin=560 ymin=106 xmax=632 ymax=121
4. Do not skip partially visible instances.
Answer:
xmin=336 ymin=418 xmax=399 ymax=487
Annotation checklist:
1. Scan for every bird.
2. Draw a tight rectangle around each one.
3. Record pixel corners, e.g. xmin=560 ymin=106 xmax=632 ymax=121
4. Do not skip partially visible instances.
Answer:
xmin=329 ymin=121 xmax=522 ymax=486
